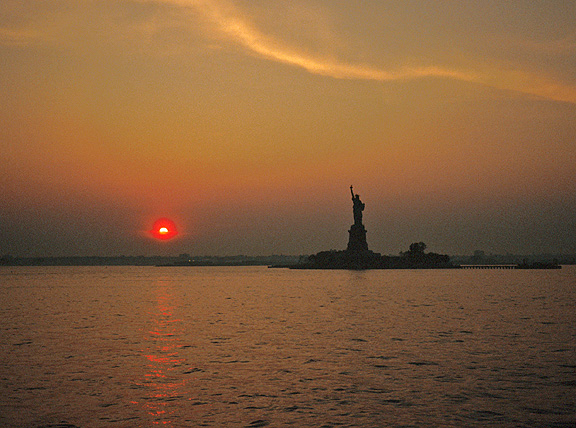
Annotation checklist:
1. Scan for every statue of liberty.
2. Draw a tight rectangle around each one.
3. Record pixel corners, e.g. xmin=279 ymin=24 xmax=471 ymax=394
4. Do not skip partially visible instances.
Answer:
xmin=350 ymin=185 xmax=365 ymax=226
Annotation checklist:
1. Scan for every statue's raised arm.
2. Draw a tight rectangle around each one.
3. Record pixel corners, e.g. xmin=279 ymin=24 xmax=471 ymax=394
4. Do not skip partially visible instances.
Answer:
xmin=350 ymin=185 xmax=355 ymax=200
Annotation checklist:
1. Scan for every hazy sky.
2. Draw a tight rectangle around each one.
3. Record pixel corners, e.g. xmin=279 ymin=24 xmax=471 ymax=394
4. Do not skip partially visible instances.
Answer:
xmin=1 ymin=0 xmax=575 ymax=257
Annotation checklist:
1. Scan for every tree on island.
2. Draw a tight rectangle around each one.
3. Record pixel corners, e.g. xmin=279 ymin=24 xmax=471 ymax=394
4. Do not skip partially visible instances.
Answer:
xmin=404 ymin=242 xmax=427 ymax=256
xmin=400 ymin=242 xmax=450 ymax=266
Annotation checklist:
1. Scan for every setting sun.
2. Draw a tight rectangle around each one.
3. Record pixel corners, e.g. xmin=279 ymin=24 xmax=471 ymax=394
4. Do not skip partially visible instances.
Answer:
xmin=150 ymin=218 xmax=178 ymax=241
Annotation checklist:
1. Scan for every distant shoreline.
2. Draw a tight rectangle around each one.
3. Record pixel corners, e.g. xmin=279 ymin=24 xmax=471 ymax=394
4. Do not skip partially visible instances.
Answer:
xmin=0 ymin=254 xmax=299 ymax=267
xmin=1 ymin=254 xmax=572 ymax=267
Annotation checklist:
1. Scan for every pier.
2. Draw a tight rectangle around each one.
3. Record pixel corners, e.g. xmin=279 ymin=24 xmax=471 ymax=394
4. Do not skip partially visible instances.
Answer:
xmin=460 ymin=265 xmax=518 ymax=269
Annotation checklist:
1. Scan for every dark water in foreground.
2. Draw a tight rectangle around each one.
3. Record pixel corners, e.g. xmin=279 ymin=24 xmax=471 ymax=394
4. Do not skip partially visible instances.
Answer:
xmin=1 ymin=266 xmax=574 ymax=428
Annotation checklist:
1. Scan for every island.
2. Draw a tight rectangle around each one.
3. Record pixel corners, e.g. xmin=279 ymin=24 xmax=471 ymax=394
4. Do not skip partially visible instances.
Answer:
xmin=290 ymin=186 xmax=456 ymax=270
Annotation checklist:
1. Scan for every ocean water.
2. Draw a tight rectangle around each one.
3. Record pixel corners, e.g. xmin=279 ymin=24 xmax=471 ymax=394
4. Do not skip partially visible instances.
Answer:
xmin=0 ymin=266 xmax=574 ymax=428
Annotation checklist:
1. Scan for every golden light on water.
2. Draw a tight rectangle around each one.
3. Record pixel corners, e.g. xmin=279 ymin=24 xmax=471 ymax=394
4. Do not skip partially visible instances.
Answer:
xmin=137 ymin=281 xmax=187 ymax=427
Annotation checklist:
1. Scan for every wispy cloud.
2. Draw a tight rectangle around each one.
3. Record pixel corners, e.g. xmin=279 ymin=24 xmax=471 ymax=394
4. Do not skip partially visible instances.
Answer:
xmin=152 ymin=0 xmax=576 ymax=104
xmin=168 ymin=0 xmax=478 ymax=82
xmin=0 ymin=26 xmax=42 ymax=46
xmin=498 ymin=32 xmax=576 ymax=56
xmin=487 ymin=69 xmax=576 ymax=105
xmin=6 ymin=0 xmax=574 ymax=104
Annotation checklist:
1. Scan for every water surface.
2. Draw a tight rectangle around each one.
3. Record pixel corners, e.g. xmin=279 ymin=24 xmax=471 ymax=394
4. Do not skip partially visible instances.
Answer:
xmin=1 ymin=266 xmax=575 ymax=427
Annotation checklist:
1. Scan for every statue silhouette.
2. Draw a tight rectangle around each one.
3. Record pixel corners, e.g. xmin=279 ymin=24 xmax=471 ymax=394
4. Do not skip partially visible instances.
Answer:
xmin=292 ymin=186 xmax=456 ymax=269
xmin=347 ymin=186 xmax=369 ymax=253
xmin=350 ymin=186 xmax=365 ymax=226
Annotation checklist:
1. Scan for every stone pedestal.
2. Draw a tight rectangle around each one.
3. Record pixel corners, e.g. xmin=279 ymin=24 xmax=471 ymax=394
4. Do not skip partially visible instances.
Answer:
xmin=347 ymin=224 xmax=369 ymax=253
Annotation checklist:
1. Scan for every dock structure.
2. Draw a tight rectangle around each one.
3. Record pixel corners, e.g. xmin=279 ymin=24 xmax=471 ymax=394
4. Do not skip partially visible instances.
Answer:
xmin=460 ymin=265 xmax=518 ymax=269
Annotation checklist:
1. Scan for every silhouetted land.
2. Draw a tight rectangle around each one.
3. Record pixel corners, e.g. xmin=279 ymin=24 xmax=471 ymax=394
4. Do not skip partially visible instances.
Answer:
xmin=280 ymin=187 xmax=566 ymax=270
xmin=0 ymin=254 xmax=301 ymax=267
xmin=0 ymin=253 xmax=570 ymax=267
xmin=293 ymin=242 xmax=455 ymax=270
xmin=288 ymin=188 xmax=456 ymax=270
xmin=451 ymin=251 xmax=572 ymax=266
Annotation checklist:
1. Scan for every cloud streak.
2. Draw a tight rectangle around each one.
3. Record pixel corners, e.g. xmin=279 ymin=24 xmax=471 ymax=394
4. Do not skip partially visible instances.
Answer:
xmin=0 ymin=26 xmax=43 ymax=46
xmin=169 ymin=0 xmax=478 ymax=83
xmin=4 ymin=0 xmax=574 ymax=103
xmin=168 ymin=0 xmax=576 ymax=104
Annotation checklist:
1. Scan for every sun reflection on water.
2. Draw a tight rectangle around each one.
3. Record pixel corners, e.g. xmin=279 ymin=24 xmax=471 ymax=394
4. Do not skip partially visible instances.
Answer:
xmin=138 ymin=280 xmax=187 ymax=427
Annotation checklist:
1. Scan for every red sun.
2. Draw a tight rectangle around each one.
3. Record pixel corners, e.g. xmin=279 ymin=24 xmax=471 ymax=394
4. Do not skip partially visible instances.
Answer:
xmin=150 ymin=218 xmax=178 ymax=240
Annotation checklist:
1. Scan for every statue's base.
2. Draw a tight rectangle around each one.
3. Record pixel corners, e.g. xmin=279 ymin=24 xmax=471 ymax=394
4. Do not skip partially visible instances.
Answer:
xmin=294 ymin=248 xmax=381 ymax=270
xmin=347 ymin=224 xmax=368 ymax=252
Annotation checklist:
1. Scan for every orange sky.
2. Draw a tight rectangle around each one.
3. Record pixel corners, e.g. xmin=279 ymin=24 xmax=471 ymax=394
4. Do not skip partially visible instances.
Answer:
xmin=1 ymin=0 xmax=575 ymax=256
